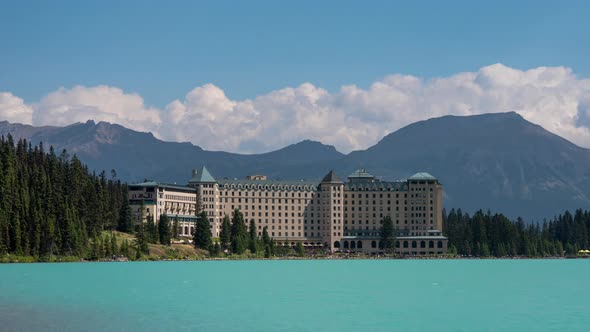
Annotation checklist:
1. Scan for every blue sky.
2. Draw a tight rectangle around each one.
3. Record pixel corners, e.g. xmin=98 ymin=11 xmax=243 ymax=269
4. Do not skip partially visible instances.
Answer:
xmin=1 ymin=1 xmax=590 ymax=153
xmin=1 ymin=0 xmax=588 ymax=106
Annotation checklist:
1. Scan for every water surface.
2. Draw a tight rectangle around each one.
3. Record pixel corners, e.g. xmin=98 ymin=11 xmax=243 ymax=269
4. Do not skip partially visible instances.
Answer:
xmin=0 ymin=260 xmax=588 ymax=331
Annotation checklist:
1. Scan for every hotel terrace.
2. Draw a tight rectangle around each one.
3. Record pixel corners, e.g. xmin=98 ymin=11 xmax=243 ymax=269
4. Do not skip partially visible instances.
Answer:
xmin=129 ymin=167 xmax=448 ymax=255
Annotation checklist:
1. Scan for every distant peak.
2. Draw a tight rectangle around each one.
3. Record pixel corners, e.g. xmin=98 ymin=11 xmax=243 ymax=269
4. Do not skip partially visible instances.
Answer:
xmin=294 ymin=139 xmax=323 ymax=146
xmin=436 ymin=111 xmax=523 ymax=121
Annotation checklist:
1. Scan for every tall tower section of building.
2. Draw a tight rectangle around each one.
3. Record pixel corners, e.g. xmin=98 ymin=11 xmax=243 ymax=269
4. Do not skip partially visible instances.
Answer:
xmin=319 ymin=171 xmax=344 ymax=251
xmin=188 ymin=166 xmax=221 ymax=236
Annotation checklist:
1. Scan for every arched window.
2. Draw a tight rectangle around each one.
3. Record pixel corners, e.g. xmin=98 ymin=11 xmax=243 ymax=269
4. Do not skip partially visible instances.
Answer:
xmin=371 ymin=241 xmax=377 ymax=248
xmin=403 ymin=241 xmax=409 ymax=248
xmin=351 ymin=241 xmax=356 ymax=249
xmin=343 ymin=241 xmax=349 ymax=249
xmin=395 ymin=241 xmax=400 ymax=248
xmin=412 ymin=241 xmax=417 ymax=248
xmin=438 ymin=241 xmax=443 ymax=248
xmin=429 ymin=240 xmax=434 ymax=248
xmin=420 ymin=241 xmax=426 ymax=248
xmin=334 ymin=241 xmax=340 ymax=248
xmin=357 ymin=241 xmax=363 ymax=249
xmin=184 ymin=226 xmax=189 ymax=235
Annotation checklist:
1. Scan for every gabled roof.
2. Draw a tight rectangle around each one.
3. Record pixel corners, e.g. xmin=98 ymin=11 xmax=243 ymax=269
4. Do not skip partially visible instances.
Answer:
xmin=321 ymin=170 xmax=342 ymax=184
xmin=408 ymin=172 xmax=437 ymax=181
xmin=189 ymin=166 xmax=216 ymax=183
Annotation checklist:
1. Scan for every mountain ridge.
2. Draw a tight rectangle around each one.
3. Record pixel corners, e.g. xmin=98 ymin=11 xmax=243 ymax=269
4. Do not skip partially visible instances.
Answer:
xmin=1 ymin=112 xmax=589 ymax=220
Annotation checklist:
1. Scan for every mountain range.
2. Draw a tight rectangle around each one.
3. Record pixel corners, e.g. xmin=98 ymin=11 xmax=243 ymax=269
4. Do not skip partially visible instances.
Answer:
xmin=1 ymin=112 xmax=589 ymax=221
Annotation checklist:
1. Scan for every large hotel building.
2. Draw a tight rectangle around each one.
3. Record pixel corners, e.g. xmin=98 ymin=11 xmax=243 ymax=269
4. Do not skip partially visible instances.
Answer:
xmin=129 ymin=167 xmax=448 ymax=255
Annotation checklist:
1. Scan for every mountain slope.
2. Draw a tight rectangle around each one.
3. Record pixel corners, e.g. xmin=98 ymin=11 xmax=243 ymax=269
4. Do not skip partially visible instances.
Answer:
xmin=0 ymin=120 xmax=344 ymax=182
xmin=342 ymin=112 xmax=590 ymax=219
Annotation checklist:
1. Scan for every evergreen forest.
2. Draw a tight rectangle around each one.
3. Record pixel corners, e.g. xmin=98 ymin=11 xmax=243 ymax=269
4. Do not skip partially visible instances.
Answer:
xmin=0 ymin=135 xmax=129 ymax=261
xmin=444 ymin=208 xmax=590 ymax=257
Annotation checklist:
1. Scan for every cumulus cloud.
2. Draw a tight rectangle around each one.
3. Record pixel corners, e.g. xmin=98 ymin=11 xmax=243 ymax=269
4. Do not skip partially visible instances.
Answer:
xmin=1 ymin=64 xmax=590 ymax=153
xmin=0 ymin=92 xmax=33 ymax=125
xmin=32 ymin=85 xmax=161 ymax=134
xmin=160 ymin=64 xmax=590 ymax=153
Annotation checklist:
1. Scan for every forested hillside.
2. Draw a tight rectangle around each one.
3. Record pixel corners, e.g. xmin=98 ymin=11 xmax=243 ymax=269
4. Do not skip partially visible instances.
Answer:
xmin=0 ymin=134 xmax=128 ymax=259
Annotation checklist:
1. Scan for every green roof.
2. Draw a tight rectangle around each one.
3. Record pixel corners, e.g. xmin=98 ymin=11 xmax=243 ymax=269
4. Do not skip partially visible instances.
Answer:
xmin=321 ymin=170 xmax=343 ymax=184
xmin=408 ymin=172 xmax=437 ymax=181
xmin=189 ymin=166 xmax=216 ymax=183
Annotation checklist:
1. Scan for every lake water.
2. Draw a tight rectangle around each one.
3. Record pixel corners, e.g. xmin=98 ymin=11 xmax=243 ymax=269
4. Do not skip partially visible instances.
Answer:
xmin=0 ymin=259 xmax=588 ymax=331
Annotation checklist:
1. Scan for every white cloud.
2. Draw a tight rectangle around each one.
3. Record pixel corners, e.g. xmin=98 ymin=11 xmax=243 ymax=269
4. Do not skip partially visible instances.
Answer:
xmin=32 ymin=85 xmax=161 ymax=134
xmin=0 ymin=92 xmax=33 ymax=125
xmin=1 ymin=64 xmax=590 ymax=153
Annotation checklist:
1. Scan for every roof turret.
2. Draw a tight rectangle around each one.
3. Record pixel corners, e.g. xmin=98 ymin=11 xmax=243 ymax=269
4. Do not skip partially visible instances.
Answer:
xmin=408 ymin=172 xmax=437 ymax=181
xmin=320 ymin=170 xmax=342 ymax=184
xmin=189 ymin=166 xmax=216 ymax=183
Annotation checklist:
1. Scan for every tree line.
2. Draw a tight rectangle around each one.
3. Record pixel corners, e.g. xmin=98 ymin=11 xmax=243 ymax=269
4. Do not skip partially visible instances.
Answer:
xmin=444 ymin=208 xmax=590 ymax=257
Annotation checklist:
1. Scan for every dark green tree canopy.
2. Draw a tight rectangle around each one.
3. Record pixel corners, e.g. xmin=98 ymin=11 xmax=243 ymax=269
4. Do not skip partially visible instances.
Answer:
xmin=194 ymin=211 xmax=212 ymax=250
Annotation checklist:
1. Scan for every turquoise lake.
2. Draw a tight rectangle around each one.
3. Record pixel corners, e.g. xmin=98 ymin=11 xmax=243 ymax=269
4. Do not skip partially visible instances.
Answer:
xmin=0 ymin=260 xmax=588 ymax=331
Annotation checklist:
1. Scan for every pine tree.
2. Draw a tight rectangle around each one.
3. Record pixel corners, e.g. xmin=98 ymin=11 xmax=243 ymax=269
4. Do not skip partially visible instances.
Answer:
xmin=158 ymin=214 xmax=171 ymax=245
xmin=118 ymin=198 xmax=133 ymax=233
xmin=104 ymin=234 xmax=112 ymax=258
xmin=248 ymin=219 xmax=257 ymax=254
xmin=146 ymin=220 xmax=159 ymax=244
xmin=194 ymin=211 xmax=212 ymax=250
xmin=380 ymin=216 xmax=396 ymax=256
xmin=172 ymin=217 xmax=180 ymax=239
xmin=211 ymin=242 xmax=221 ymax=257
xmin=219 ymin=215 xmax=231 ymax=251
xmin=120 ymin=239 xmax=130 ymax=258
xmin=262 ymin=226 xmax=272 ymax=257
xmin=91 ymin=233 xmax=100 ymax=260
xmin=230 ymin=209 xmax=248 ymax=254
xmin=110 ymin=233 xmax=118 ymax=256
xmin=264 ymin=245 xmax=272 ymax=258
xmin=134 ymin=222 xmax=149 ymax=256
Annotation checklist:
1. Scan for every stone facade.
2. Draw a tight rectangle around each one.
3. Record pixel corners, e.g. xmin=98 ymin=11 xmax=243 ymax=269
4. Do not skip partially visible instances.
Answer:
xmin=128 ymin=167 xmax=448 ymax=255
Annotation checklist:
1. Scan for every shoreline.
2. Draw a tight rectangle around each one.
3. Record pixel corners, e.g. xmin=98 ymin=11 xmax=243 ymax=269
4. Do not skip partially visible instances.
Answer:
xmin=1 ymin=253 xmax=585 ymax=264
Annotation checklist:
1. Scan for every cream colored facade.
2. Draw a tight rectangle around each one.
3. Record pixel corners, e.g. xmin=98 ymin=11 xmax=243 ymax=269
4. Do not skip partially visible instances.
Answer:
xmin=129 ymin=167 xmax=448 ymax=255
xmin=128 ymin=182 xmax=198 ymax=236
